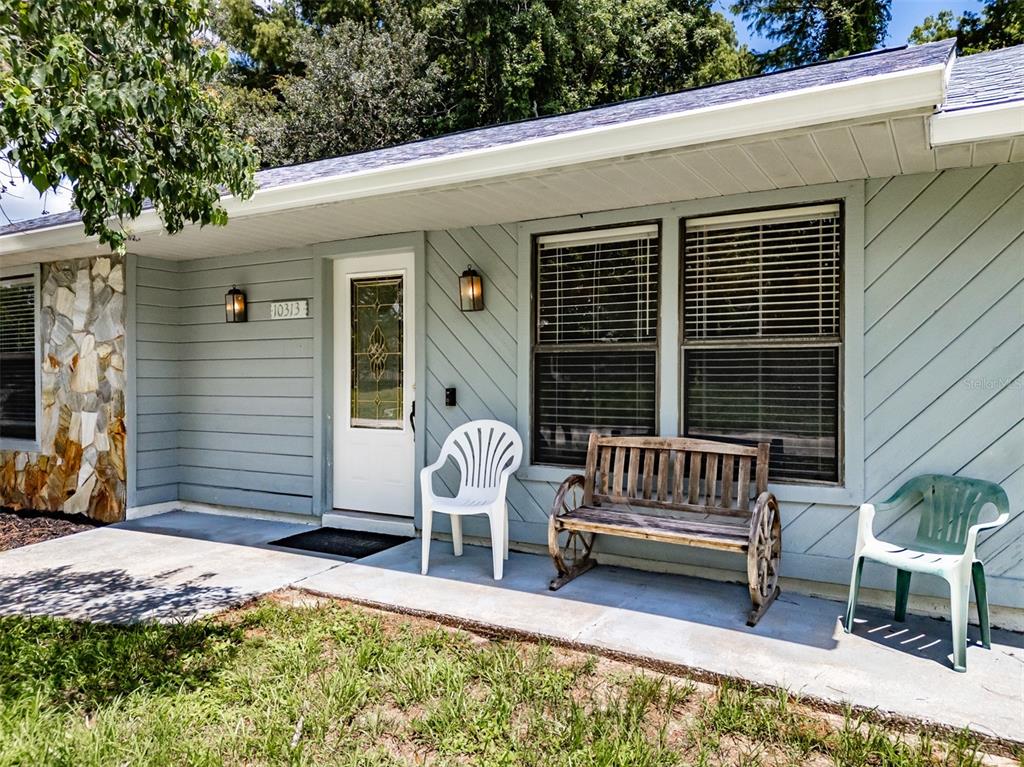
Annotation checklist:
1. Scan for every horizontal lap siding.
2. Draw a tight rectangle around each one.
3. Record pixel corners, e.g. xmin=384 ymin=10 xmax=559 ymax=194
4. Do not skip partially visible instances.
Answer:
xmin=132 ymin=251 xmax=317 ymax=515
xmin=135 ymin=257 xmax=180 ymax=505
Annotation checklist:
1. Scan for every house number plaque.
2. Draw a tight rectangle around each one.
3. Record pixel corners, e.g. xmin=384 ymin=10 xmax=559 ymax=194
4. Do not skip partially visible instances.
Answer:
xmin=270 ymin=299 xmax=309 ymax=319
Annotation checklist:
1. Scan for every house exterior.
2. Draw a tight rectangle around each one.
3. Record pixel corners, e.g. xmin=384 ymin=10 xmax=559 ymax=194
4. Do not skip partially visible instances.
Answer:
xmin=2 ymin=40 xmax=1022 ymax=620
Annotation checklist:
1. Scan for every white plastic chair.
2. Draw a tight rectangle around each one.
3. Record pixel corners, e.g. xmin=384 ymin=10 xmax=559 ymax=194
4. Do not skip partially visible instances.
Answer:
xmin=420 ymin=420 xmax=523 ymax=580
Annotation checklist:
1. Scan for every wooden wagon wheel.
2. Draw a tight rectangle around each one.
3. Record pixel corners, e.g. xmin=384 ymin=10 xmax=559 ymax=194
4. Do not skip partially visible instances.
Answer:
xmin=746 ymin=492 xmax=781 ymax=625
xmin=547 ymin=475 xmax=596 ymax=589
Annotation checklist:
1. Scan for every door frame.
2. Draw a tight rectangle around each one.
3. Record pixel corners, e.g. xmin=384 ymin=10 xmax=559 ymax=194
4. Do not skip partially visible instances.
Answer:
xmin=312 ymin=233 xmax=427 ymax=526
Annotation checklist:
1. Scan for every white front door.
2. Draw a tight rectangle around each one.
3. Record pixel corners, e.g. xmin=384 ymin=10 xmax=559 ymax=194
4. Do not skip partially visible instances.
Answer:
xmin=333 ymin=251 xmax=415 ymax=516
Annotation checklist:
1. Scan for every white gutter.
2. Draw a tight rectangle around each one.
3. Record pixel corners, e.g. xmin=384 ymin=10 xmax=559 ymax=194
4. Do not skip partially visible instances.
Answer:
xmin=929 ymin=100 xmax=1024 ymax=146
xmin=0 ymin=61 xmax=948 ymax=256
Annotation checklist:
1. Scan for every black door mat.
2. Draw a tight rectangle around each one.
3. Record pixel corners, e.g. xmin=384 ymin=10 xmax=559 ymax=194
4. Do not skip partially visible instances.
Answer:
xmin=269 ymin=528 xmax=411 ymax=559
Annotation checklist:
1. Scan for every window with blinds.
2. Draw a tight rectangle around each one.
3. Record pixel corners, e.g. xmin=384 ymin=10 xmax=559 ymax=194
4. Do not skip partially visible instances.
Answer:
xmin=0 ymin=275 xmax=37 ymax=441
xmin=533 ymin=224 xmax=659 ymax=466
xmin=683 ymin=204 xmax=842 ymax=483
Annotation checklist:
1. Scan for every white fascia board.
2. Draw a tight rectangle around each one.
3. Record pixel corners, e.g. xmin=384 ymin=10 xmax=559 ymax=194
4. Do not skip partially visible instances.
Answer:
xmin=1 ymin=63 xmax=947 ymax=256
xmin=929 ymin=100 xmax=1024 ymax=146
xmin=0 ymin=223 xmax=99 ymax=254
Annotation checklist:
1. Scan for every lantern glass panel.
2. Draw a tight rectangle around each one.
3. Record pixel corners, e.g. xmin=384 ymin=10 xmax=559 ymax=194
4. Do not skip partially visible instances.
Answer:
xmin=459 ymin=270 xmax=484 ymax=311
xmin=225 ymin=287 xmax=247 ymax=322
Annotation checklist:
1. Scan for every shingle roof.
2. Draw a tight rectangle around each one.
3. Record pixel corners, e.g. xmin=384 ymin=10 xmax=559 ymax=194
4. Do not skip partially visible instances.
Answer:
xmin=0 ymin=39 xmax=958 ymax=238
xmin=941 ymin=43 xmax=1024 ymax=112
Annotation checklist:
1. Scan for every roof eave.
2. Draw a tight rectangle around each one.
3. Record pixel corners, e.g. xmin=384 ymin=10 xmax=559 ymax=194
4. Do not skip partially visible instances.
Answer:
xmin=0 ymin=61 xmax=949 ymax=257
xmin=930 ymin=100 xmax=1024 ymax=146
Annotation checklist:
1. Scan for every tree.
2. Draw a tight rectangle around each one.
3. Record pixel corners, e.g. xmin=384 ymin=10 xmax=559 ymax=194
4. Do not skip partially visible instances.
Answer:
xmin=730 ymin=0 xmax=890 ymax=70
xmin=224 ymin=9 xmax=442 ymax=167
xmin=213 ymin=0 xmax=754 ymax=165
xmin=909 ymin=0 xmax=1024 ymax=53
xmin=420 ymin=0 xmax=755 ymax=133
xmin=0 ymin=0 xmax=256 ymax=251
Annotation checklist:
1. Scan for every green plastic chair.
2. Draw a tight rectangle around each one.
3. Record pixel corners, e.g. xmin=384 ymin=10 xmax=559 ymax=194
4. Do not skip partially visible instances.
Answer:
xmin=844 ymin=474 xmax=1009 ymax=672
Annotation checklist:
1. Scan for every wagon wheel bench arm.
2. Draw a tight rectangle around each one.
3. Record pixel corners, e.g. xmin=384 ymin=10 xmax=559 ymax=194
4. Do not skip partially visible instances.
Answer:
xmin=746 ymin=490 xmax=782 ymax=627
xmin=547 ymin=474 xmax=597 ymax=590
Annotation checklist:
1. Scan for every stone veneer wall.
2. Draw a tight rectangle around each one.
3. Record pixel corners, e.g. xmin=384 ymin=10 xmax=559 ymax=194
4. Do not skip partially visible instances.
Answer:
xmin=0 ymin=255 xmax=127 ymax=521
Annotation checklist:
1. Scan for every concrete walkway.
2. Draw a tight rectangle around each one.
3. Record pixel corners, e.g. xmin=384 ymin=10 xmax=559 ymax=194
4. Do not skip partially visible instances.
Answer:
xmin=0 ymin=511 xmax=332 ymax=622
xmin=0 ymin=511 xmax=1020 ymax=743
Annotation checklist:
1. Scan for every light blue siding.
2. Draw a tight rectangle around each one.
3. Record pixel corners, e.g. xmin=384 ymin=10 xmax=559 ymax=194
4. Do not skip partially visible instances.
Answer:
xmin=131 ymin=250 xmax=317 ymax=515
xmin=135 ymin=257 xmax=180 ymax=505
xmin=421 ymin=225 xmax=556 ymax=544
xmin=419 ymin=166 xmax=1024 ymax=608
xmin=127 ymin=164 xmax=1023 ymax=608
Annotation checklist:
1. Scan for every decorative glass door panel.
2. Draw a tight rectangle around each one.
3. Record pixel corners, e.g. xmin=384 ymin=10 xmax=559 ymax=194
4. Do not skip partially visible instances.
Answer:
xmin=350 ymin=275 xmax=404 ymax=428
xmin=333 ymin=251 xmax=415 ymax=518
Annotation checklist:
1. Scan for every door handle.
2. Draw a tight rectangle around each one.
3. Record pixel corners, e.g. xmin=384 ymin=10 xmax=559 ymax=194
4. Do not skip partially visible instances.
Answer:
xmin=409 ymin=400 xmax=416 ymax=435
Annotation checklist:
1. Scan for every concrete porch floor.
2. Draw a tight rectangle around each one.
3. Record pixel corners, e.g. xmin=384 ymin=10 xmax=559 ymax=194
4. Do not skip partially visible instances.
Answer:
xmin=0 ymin=511 xmax=1020 ymax=743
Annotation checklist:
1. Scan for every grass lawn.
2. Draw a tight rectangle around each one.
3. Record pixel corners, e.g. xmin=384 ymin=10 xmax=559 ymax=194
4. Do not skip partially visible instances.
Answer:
xmin=0 ymin=591 xmax=1014 ymax=767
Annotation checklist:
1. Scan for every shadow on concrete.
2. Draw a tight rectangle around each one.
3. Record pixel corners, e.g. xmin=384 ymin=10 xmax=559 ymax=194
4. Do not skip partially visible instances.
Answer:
xmin=357 ymin=542 xmax=1024 ymax=664
xmin=356 ymin=542 xmax=847 ymax=647
xmin=844 ymin=603 xmax=1024 ymax=667
xmin=0 ymin=564 xmax=246 ymax=624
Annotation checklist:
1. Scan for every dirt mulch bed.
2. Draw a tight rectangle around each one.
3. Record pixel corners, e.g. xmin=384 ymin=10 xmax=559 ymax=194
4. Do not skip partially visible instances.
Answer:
xmin=0 ymin=508 xmax=104 ymax=552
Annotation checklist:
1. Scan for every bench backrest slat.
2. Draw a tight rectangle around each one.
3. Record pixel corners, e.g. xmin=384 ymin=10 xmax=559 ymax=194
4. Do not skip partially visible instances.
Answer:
xmin=672 ymin=451 xmax=685 ymax=503
xmin=704 ymin=453 xmax=719 ymax=507
xmin=688 ymin=451 xmax=702 ymax=504
xmin=738 ymin=456 xmax=751 ymax=511
xmin=613 ymin=446 xmax=626 ymax=497
xmin=656 ymin=451 xmax=670 ymax=502
xmin=720 ymin=454 xmax=735 ymax=508
xmin=627 ymin=448 xmax=641 ymax=498
xmin=581 ymin=435 xmax=770 ymax=517
xmin=600 ymin=446 xmax=612 ymax=494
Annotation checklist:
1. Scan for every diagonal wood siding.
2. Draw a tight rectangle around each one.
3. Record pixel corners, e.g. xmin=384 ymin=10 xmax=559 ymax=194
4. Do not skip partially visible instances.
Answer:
xmin=423 ymin=225 xmax=558 ymax=539
xmin=422 ymin=166 xmax=1024 ymax=607
xmin=761 ymin=166 xmax=1024 ymax=604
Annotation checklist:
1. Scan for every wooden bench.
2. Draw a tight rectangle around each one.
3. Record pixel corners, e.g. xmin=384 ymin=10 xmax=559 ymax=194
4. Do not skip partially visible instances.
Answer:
xmin=547 ymin=434 xmax=782 ymax=626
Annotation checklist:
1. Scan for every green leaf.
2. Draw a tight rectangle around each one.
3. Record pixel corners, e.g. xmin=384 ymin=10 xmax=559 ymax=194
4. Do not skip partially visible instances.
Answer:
xmin=30 ymin=172 xmax=50 ymax=193
xmin=1 ymin=0 xmax=256 ymax=251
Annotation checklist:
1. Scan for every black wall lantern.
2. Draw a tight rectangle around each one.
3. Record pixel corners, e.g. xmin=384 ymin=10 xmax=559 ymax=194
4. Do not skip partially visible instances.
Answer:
xmin=225 ymin=285 xmax=247 ymax=322
xmin=459 ymin=266 xmax=484 ymax=312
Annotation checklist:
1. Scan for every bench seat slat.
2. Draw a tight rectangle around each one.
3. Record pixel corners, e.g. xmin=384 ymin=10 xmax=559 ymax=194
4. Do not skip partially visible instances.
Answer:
xmin=556 ymin=507 xmax=749 ymax=552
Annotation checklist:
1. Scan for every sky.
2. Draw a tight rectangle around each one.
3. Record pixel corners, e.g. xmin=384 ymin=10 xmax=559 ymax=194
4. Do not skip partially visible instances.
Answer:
xmin=0 ymin=0 xmax=983 ymax=225
xmin=724 ymin=0 xmax=982 ymax=51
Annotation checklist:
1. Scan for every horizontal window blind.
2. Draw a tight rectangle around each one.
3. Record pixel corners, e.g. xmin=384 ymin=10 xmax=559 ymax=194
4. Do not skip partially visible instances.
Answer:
xmin=535 ymin=350 xmax=657 ymax=466
xmin=684 ymin=204 xmax=840 ymax=340
xmin=534 ymin=224 xmax=659 ymax=466
xmin=537 ymin=224 xmax=658 ymax=344
xmin=0 ymin=276 xmax=37 ymax=440
xmin=685 ymin=348 xmax=839 ymax=483
xmin=682 ymin=205 xmax=842 ymax=484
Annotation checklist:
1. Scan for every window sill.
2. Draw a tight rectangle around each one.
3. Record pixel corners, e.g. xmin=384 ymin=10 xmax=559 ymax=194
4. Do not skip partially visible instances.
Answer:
xmin=518 ymin=464 xmax=864 ymax=507
xmin=0 ymin=438 xmax=40 ymax=453
xmin=766 ymin=481 xmax=862 ymax=507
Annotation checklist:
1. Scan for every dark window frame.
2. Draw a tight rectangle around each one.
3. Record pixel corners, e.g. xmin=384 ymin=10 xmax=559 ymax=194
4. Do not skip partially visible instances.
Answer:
xmin=680 ymin=202 xmax=845 ymax=486
xmin=0 ymin=272 xmax=39 ymax=444
xmin=531 ymin=221 xmax=662 ymax=467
